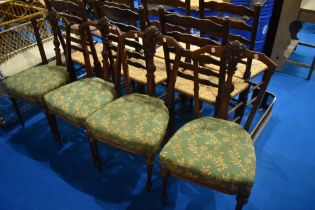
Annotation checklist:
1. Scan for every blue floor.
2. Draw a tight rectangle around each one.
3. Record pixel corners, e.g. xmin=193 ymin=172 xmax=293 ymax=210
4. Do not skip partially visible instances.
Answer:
xmin=0 ymin=23 xmax=315 ymax=210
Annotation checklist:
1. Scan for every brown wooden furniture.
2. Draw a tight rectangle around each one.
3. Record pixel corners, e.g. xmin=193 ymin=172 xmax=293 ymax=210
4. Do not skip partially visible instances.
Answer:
xmin=158 ymin=7 xmax=231 ymax=117
xmin=160 ymin=40 xmax=277 ymax=210
xmin=140 ymin=0 xmax=191 ymax=28
xmin=42 ymin=0 xmax=116 ymax=144
xmin=270 ymin=0 xmax=315 ymax=80
xmin=44 ymin=0 xmax=103 ymax=77
xmin=199 ymin=0 xmax=264 ymax=79
xmin=85 ymin=26 xmax=183 ymax=191
xmin=2 ymin=3 xmax=71 ymax=141
xmin=92 ymin=1 xmax=171 ymax=91
xmin=92 ymin=1 xmax=147 ymax=81
xmin=199 ymin=1 xmax=272 ymax=125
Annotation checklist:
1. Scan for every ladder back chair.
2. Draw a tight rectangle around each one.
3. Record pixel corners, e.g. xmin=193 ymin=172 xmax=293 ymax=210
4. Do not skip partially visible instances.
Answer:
xmin=199 ymin=1 xmax=269 ymax=124
xmin=43 ymin=0 xmax=116 ymax=144
xmin=95 ymin=0 xmax=135 ymax=9
xmin=92 ymin=1 xmax=145 ymax=82
xmin=158 ymin=6 xmax=230 ymax=60
xmin=45 ymin=0 xmax=103 ymax=77
xmin=160 ymin=41 xmax=277 ymax=210
xmin=85 ymin=26 xmax=183 ymax=191
xmin=93 ymin=2 xmax=168 ymax=89
xmin=199 ymin=0 xmax=264 ymax=79
xmin=93 ymin=0 xmax=139 ymax=30
xmin=2 ymin=10 xmax=70 ymax=135
xmin=140 ymin=0 xmax=191 ymax=28
xmin=158 ymin=7 xmax=234 ymax=117
xmin=141 ymin=0 xmax=191 ymax=57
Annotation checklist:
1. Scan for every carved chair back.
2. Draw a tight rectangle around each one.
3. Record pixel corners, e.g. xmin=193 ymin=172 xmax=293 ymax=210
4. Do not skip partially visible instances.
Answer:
xmin=93 ymin=0 xmax=135 ymax=8
xmin=116 ymin=26 xmax=183 ymax=105
xmin=44 ymin=0 xmax=101 ymax=79
xmin=199 ymin=1 xmax=261 ymax=79
xmin=80 ymin=16 xmax=116 ymax=82
xmin=91 ymin=2 xmax=147 ymax=80
xmin=93 ymin=0 xmax=146 ymax=41
xmin=140 ymin=0 xmax=191 ymax=28
xmin=190 ymin=41 xmax=276 ymax=130
xmin=158 ymin=7 xmax=230 ymax=82
xmin=93 ymin=0 xmax=142 ymax=28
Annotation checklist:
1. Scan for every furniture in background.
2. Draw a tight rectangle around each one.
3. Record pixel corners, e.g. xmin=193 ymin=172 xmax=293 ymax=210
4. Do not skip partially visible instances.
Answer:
xmin=270 ymin=0 xmax=315 ymax=80
xmin=199 ymin=1 xmax=264 ymax=79
xmin=140 ymin=0 xmax=191 ymax=28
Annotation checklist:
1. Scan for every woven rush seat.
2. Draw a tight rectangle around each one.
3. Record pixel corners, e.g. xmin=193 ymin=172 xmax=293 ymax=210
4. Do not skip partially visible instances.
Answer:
xmin=155 ymin=43 xmax=267 ymax=78
xmin=85 ymin=93 xmax=169 ymax=154
xmin=44 ymin=77 xmax=116 ymax=126
xmin=71 ymin=42 xmax=103 ymax=67
xmin=126 ymin=56 xmax=168 ymax=84
xmin=175 ymin=70 xmax=249 ymax=103
xmin=3 ymin=65 xmax=69 ymax=104
xmin=189 ymin=0 xmax=199 ymax=10
xmin=160 ymin=117 xmax=256 ymax=194
xmin=204 ymin=57 xmax=268 ymax=78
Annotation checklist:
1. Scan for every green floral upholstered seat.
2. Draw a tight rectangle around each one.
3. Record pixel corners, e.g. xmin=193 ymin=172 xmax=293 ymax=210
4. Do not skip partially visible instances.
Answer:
xmin=3 ymin=65 xmax=70 ymax=104
xmin=160 ymin=117 xmax=256 ymax=194
xmin=44 ymin=77 xmax=116 ymax=126
xmin=85 ymin=93 xmax=169 ymax=154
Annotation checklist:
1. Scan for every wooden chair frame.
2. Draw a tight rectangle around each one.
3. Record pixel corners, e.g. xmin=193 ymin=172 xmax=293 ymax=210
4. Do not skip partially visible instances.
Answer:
xmin=5 ymin=12 xmax=62 ymax=131
xmin=88 ymin=26 xmax=184 ymax=191
xmin=140 ymin=0 xmax=191 ymax=28
xmin=158 ymin=7 xmax=232 ymax=118
xmin=161 ymin=40 xmax=277 ymax=209
xmin=199 ymin=1 xmax=264 ymax=124
xmin=45 ymin=0 xmax=103 ymax=78
xmin=93 ymin=2 xmax=157 ymax=89
xmin=43 ymin=0 xmax=112 ymax=144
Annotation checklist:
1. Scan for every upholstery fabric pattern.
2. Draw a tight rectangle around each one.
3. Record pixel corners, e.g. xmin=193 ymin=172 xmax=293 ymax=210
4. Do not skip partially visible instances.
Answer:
xmin=160 ymin=117 xmax=256 ymax=194
xmin=44 ymin=77 xmax=116 ymax=126
xmin=3 ymin=65 xmax=69 ymax=104
xmin=85 ymin=93 xmax=169 ymax=155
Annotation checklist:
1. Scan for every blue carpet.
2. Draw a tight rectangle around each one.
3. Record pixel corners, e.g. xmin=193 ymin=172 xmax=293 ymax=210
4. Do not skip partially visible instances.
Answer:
xmin=0 ymin=23 xmax=314 ymax=210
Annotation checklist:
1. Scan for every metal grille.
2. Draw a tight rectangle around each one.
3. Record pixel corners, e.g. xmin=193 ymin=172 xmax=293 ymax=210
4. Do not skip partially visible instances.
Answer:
xmin=0 ymin=0 xmax=52 ymax=78
xmin=0 ymin=18 xmax=52 ymax=64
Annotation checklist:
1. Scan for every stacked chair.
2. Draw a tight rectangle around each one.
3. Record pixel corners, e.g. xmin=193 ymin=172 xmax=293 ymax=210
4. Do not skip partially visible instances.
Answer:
xmin=4 ymin=0 xmax=278 ymax=209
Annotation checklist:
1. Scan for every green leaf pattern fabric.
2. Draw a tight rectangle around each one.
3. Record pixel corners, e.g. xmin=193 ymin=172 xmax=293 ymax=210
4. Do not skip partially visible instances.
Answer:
xmin=3 ymin=65 xmax=69 ymax=104
xmin=160 ymin=117 xmax=256 ymax=194
xmin=85 ymin=93 xmax=169 ymax=155
xmin=44 ymin=77 xmax=116 ymax=126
